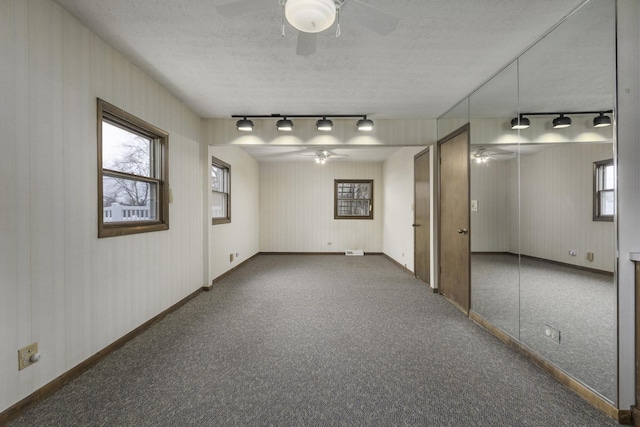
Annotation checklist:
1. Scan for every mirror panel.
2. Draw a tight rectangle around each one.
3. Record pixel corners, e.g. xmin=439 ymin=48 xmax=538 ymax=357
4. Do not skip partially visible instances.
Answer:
xmin=468 ymin=61 xmax=520 ymax=339
xmin=517 ymin=0 xmax=616 ymax=402
xmin=437 ymin=98 xmax=469 ymax=141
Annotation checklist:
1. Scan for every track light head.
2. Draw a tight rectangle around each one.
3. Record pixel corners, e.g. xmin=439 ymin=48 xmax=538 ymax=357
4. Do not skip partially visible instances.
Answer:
xmin=552 ymin=114 xmax=572 ymax=129
xmin=276 ymin=118 xmax=294 ymax=131
xmin=356 ymin=117 xmax=374 ymax=131
xmin=236 ymin=118 xmax=254 ymax=132
xmin=593 ymin=112 xmax=612 ymax=128
xmin=510 ymin=116 xmax=530 ymax=130
xmin=316 ymin=117 xmax=333 ymax=131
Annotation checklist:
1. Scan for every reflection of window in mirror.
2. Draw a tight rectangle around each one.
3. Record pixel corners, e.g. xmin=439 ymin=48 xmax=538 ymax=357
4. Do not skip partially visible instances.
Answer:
xmin=593 ymin=159 xmax=614 ymax=222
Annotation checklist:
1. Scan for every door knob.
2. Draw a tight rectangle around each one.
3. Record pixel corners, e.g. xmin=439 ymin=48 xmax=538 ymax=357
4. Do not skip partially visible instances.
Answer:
xmin=457 ymin=228 xmax=468 ymax=234
xmin=412 ymin=224 xmax=421 ymax=227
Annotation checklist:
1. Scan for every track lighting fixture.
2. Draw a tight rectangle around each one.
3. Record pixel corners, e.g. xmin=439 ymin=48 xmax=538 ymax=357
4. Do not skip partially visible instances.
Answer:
xmin=236 ymin=117 xmax=254 ymax=131
xmin=356 ymin=116 xmax=374 ymax=131
xmin=276 ymin=118 xmax=294 ymax=131
xmin=512 ymin=110 xmax=612 ymax=130
xmin=510 ymin=115 xmax=530 ymax=130
xmin=231 ymin=114 xmax=374 ymax=132
xmin=552 ymin=114 xmax=572 ymax=129
xmin=593 ymin=112 xmax=612 ymax=128
xmin=316 ymin=117 xmax=333 ymax=131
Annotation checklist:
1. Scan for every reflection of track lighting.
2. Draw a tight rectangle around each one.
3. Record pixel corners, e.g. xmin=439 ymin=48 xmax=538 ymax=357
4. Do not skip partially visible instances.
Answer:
xmin=593 ymin=112 xmax=612 ymax=127
xmin=235 ymin=117 xmax=254 ymax=131
xmin=510 ymin=115 xmax=530 ymax=130
xmin=511 ymin=110 xmax=613 ymax=130
xmin=552 ymin=114 xmax=572 ymax=129
xmin=276 ymin=118 xmax=294 ymax=131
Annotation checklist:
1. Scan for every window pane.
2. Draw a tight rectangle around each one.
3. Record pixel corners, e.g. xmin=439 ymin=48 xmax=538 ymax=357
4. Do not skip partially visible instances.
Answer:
xmin=102 ymin=121 xmax=152 ymax=177
xmin=600 ymin=190 xmax=614 ymax=216
xmin=338 ymin=200 xmax=370 ymax=216
xmin=212 ymin=191 xmax=228 ymax=219
xmin=603 ymin=164 xmax=614 ymax=190
xmin=103 ymin=176 xmax=157 ymax=222
xmin=337 ymin=182 xmax=371 ymax=200
xmin=212 ymin=165 xmax=226 ymax=192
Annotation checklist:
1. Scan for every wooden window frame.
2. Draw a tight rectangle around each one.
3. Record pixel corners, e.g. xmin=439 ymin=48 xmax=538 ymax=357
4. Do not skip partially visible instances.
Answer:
xmin=593 ymin=158 xmax=614 ymax=222
xmin=334 ymin=179 xmax=374 ymax=220
xmin=97 ymin=99 xmax=169 ymax=238
xmin=211 ymin=156 xmax=231 ymax=225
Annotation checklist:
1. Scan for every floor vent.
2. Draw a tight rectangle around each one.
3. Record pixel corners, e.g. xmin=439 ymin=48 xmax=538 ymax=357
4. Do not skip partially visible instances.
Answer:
xmin=345 ymin=249 xmax=364 ymax=256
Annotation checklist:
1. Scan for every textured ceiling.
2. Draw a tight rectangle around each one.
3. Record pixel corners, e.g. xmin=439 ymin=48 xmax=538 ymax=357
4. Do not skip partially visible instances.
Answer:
xmin=52 ymin=0 xmax=590 ymax=120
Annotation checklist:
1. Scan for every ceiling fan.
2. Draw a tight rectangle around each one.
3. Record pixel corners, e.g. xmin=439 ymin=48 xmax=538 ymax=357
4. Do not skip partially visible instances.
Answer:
xmin=216 ymin=0 xmax=399 ymax=56
xmin=296 ymin=147 xmax=348 ymax=163
xmin=471 ymin=147 xmax=517 ymax=164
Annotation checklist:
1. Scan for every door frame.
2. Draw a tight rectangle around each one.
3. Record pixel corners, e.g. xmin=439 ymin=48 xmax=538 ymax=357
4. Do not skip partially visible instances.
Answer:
xmin=437 ymin=123 xmax=471 ymax=314
xmin=413 ymin=147 xmax=431 ymax=286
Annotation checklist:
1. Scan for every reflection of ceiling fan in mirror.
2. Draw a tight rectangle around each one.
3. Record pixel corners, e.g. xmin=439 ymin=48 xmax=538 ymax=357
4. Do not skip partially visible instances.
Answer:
xmin=297 ymin=148 xmax=347 ymax=164
xmin=471 ymin=147 xmax=516 ymax=164
xmin=216 ymin=0 xmax=399 ymax=56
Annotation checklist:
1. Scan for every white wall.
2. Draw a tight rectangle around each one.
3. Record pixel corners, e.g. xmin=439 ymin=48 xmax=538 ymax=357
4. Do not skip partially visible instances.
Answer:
xmin=259 ymin=162 xmax=383 ymax=253
xmin=207 ymin=146 xmax=260 ymax=282
xmin=0 ymin=0 xmax=205 ymax=412
xmin=382 ymin=147 xmax=429 ymax=274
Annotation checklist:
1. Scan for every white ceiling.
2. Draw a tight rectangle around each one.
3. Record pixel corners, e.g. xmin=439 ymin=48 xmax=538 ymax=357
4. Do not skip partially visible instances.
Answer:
xmin=54 ymin=0 xmax=602 ymax=161
xmin=53 ymin=0 xmax=588 ymax=120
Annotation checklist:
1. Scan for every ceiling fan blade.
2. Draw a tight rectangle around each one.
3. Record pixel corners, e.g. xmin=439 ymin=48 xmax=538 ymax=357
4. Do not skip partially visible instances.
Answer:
xmin=296 ymin=32 xmax=317 ymax=56
xmin=348 ymin=0 xmax=399 ymax=36
xmin=216 ymin=0 xmax=271 ymax=18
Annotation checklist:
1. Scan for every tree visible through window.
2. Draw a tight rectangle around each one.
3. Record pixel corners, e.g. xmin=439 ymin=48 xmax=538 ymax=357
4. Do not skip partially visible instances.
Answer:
xmin=98 ymin=99 xmax=169 ymax=237
xmin=593 ymin=159 xmax=614 ymax=222
xmin=211 ymin=156 xmax=231 ymax=224
xmin=334 ymin=180 xmax=373 ymax=219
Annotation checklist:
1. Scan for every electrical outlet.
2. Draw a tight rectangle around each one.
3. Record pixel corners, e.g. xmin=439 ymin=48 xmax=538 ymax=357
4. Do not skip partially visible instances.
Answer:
xmin=229 ymin=253 xmax=234 ymax=262
xmin=18 ymin=342 xmax=40 ymax=370
xmin=545 ymin=325 xmax=561 ymax=344
xmin=235 ymin=252 xmax=239 ymax=258
xmin=569 ymin=250 xmax=577 ymax=256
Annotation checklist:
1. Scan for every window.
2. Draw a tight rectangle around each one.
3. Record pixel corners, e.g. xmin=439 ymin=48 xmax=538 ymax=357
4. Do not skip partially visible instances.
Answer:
xmin=211 ymin=156 xmax=231 ymax=224
xmin=593 ymin=159 xmax=614 ymax=222
xmin=335 ymin=179 xmax=373 ymax=219
xmin=98 ymin=99 xmax=169 ymax=237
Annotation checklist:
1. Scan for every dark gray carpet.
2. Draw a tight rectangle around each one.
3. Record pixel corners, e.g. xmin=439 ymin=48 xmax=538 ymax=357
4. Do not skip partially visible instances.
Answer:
xmin=472 ymin=253 xmax=616 ymax=402
xmin=9 ymin=255 xmax=617 ymax=426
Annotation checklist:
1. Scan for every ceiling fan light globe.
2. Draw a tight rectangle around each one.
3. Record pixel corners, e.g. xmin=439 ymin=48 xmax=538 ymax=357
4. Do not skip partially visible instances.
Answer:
xmin=285 ymin=0 xmax=336 ymax=33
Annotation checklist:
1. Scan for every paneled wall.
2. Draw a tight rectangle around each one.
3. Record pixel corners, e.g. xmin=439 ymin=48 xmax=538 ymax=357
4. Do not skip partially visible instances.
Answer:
xmin=203 ymin=118 xmax=436 ymax=148
xmin=259 ymin=162 xmax=383 ymax=253
xmin=207 ymin=146 xmax=260 ymax=282
xmin=0 ymin=0 xmax=205 ymax=412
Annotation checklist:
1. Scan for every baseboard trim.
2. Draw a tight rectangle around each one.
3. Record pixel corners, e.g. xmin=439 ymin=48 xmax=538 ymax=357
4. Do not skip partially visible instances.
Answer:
xmin=382 ymin=254 xmax=415 ymax=276
xmin=0 ymin=287 xmax=203 ymax=426
xmin=469 ymin=311 xmax=626 ymax=424
xmin=206 ymin=253 xmax=260 ymax=290
xmin=258 ymin=251 xmax=383 ymax=256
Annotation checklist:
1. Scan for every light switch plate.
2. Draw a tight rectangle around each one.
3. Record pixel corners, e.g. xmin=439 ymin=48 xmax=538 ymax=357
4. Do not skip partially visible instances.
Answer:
xmin=471 ymin=200 xmax=478 ymax=212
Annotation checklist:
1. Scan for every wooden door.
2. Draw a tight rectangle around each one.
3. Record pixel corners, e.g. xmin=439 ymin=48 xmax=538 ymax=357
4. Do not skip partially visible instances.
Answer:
xmin=414 ymin=148 xmax=430 ymax=284
xmin=439 ymin=125 xmax=470 ymax=313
